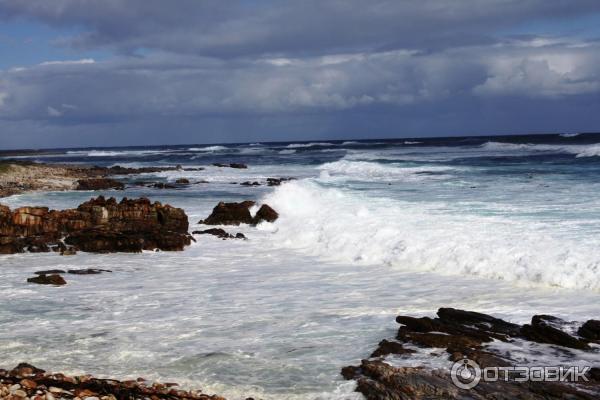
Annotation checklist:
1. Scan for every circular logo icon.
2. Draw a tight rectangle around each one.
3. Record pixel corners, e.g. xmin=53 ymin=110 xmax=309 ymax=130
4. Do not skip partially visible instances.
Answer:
xmin=451 ymin=358 xmax=481 ymax=390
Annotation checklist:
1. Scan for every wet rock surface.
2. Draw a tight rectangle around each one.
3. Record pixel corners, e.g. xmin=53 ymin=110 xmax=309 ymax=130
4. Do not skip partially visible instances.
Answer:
xmin=0 ymin=196 xmax=192 ymax=254
xmin=0 ymin=363 xmax=235 ymax=400
xmin=212 ymin=163 xmax=248 ymax=169
xmin=342 ymin=308 xmax=600 ymax=400
xmin=26 ymin=274 xmax=66 ymax=286
xmin=192 ymin=228 xmax=246 ymax=240
xmin=199 ymin=201 xmax=278 ymax=226
xmin=76 ymin=178 xmax=125 ymax=191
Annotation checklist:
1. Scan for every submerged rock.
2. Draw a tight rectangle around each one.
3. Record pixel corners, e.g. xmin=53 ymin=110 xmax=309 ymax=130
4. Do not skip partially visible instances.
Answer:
xmin=27 ymin=274 xmax=66 ymax=285
xmin=0 ymin=196 xmax=192 ymax=254
xmin=67 ymin=268 xmax=112 ymax=275
xmin=175 ymin=178 xmax=190 ymax=184
xmin=192 ymin=228 xmax=246 ymax=240
xmin=342 ymin=307 xmax=600 ymax=400
xmin=212 ymin=163 xmax=248 ymax=169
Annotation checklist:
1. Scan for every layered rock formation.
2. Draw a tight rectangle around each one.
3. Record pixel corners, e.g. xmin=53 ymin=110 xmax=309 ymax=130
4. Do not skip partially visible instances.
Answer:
xmin=200 ymin=201 xmax=278 ymax=225
xmin=342 ymin=308 xmax=600 ymax=400
xmin=0 ymin=196 xmax=192 ymax=254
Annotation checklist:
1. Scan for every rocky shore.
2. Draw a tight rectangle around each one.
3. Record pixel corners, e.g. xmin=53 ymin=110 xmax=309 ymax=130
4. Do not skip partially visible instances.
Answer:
xmin=342 ymin=308 xmax=600 ymax=399
xmin=0 ymin=161 xmax=191 ymax=198
xmin=0 ymin=196 xmax=192 ymax=254
xmin=0 ymin=363 xmax=245 ymax=400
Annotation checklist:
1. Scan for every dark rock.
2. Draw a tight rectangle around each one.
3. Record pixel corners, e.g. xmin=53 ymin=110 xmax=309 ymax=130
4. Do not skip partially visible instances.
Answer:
xmin=175 ymin=178 xmax=190 ymax=184
xmin=27 ymin=274 xmax=66 ymax=285
xmin=253 ymin=204 xmax=279 ymax=224
xmin=342 ymin=308 xmax=600 ymax=400
xmin=67 ymin=268 xmax=112 ymax=275
xmin=34 ymin=269 xmax=65 ymax=275
xmin=235 ymin=233 xmax=247 ymax=239
xmin=240 ymin=181 xmax=260 ymax=186
xmin=521 ymin=315 xmax=590 ymax=350
xmin=150 ymin=182 xmax=177 ymax=189
xmin=578 ymin=320 xmax=600 ymax=341
xmin=371 ymin=339 xmax=416 ymax=358
xmin=192 ymin=228 xmax=246 ymax=240
xmin=76 ymin=178 xmax=124 ymax=191
xmin=183 ymin=167 xmax=205 ymax=171
xmin=0 ymin=196 xmax=191 ymax=254
xmin=200 ymin=201 xmax=255 ymax=225
xmin=266 ymin=177 xmax=295 ymax=186
xmin=212 ymin=163 xmax=248 ymax=169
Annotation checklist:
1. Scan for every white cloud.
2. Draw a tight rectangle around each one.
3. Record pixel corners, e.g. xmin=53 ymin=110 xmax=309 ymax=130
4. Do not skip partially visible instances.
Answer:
xmin=47 ymin=106 xmax=63 ymax=117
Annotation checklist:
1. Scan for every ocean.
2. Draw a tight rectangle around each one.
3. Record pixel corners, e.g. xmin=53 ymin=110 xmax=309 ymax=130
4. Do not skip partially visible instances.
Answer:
xmin=1 ymin=133 xmax=600 ymax=399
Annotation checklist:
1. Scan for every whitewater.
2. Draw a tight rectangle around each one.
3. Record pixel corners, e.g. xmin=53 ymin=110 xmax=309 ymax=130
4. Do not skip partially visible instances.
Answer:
xmin=1 ymin=134 xmax=600 ymax=399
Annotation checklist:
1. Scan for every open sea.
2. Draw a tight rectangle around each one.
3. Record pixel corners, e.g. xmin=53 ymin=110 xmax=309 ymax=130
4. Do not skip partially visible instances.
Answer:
xmin=1 ymin=133 xmax=600 ymax=399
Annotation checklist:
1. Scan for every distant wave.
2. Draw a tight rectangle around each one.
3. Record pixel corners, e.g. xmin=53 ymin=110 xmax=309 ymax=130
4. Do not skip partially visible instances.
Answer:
xmin=279 ymin=149 xmax=297 ymax=154
xmin=317 ymin=160 xmax=454 ymax=182
xmin=263 ymin=180 xmax=600 ymax=290
xmin=481 ymin=141 xmax=600 ymax=158
xmin=560 ymin=133 xmax=580 ymax=138
xmin=66 ymin=149 xmax=167 ymax=157
xmin=341 ymin=141 xmax=361 ymax=145
xmin=403 ymin=141 xmax=423 ymax=145
xmin=188 ymin=145 xmax=229 ymax=151
xmin=286 ymin=142 xmax=334 ymax=148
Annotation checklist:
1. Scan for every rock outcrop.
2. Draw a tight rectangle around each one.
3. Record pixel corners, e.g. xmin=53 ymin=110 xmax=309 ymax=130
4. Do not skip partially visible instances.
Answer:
xmin=199 ymin=201 xmax=278 ymax=225
xmin=342 ymin=308 xmax=600 ymax=400
xmin=0 ymin=363 xmax=232 ymax=400
xmin=0 ymin=196 xmax=192 ymax=254
xmin=76 ymin=178 xmax=125 ymax=191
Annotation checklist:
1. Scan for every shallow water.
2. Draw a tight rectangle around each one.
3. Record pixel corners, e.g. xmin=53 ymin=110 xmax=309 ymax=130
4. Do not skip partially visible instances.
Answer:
xmin=1 ymin=134 xmax=600 ymax=399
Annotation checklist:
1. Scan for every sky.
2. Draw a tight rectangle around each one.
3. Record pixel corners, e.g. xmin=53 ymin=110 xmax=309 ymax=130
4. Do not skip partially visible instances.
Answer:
xmin=1 ymin=1 xmax=600 ymax=149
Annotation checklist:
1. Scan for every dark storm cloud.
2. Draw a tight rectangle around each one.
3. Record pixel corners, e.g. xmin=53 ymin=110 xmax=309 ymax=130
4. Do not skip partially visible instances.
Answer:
xmin=2 ymin=0 xmax=600 ymax=57
xmin=0 ymin=1 xmax=600 ymax=148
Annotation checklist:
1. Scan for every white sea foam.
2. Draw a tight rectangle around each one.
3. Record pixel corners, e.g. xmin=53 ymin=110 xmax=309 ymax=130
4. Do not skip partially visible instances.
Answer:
xmin=317 ymin=160 xmax=453 ymax=182
xmin=286 ymin=142 xmax=334 ymax=148
xmin=66 ymin=149 xmax=168 ymax=157
xmin=481 ymin=141 xmax=600 ymax=158
xmin=403 ymin=141 xmax=423 ymax=145
xmin=188 ymin=145 xmax=229 ymax=151
xmin=279 ymin=149 xmax=297 ymax=154
xmin=263 ymin=179 xmax=600 ymax=291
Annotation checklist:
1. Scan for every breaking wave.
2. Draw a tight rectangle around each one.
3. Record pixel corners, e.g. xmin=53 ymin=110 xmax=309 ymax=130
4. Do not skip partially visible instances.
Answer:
xmin=317 ymin=160 xmax=454 ymax=182
xmin=263 ymin=180 xmax=600 ymax=291
xmin=481 ymin=141 xmax=600 ymax=158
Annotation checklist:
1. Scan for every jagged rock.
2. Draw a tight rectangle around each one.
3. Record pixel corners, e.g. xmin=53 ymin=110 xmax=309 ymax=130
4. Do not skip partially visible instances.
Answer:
xmin=240 ymin=181 xmax=260 ymax=186
xmin=76 ymin=178 xmax=124 ymax=191
xmin=342 ymin=308 xmax=600 ymax=400
xmin=521 ymin=315 xmax=590 ymax=350
xmin=175 ymin=178 xmax=190 ymax=184
xmin=253 ymin=204 xmax=278 ymax=224
xmin=200 ymin=201 xmax=278 ymax=225
xmin=27 ymin=274 xmax=66 ymax=285
xmin=578 ymin=320 xmax=600 ymax=341
xmin=0 ymin=196 xmax=191 ymax=254
xmin=200 ymin=201 xmax=255 ymax=225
